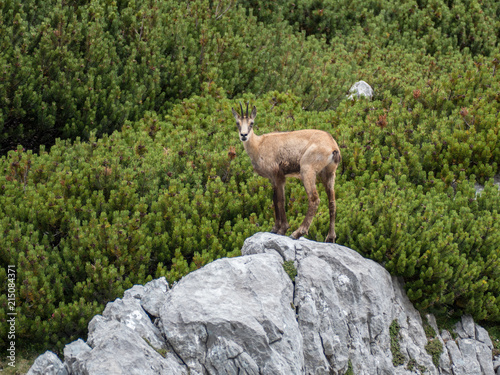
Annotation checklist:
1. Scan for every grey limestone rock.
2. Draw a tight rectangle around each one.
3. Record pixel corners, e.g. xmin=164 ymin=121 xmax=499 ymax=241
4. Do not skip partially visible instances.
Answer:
xmin=102 ymin=294 xmax=166 ymax=351
xmin=426 ymin=314 xmax=452 ymax=374
xmin=122 ymin=284 xmax=145 ymax=300
xmin=141 ymin=276 xmax=169 ymax=317
xmin=474 ymin=173 xmax=500 ymax=196
xmin=437 ymin=315 xmax=496 ymax=375
xmin=80 ymin=316 xmax=187 ymax=375
xmin=476 ymin=324 xmax=494 ymax=349
xmin=53 ymin=282 xmax=187 ymax=375
xmin=494 ymin=355 xmax=500 ymax=375
xmin=244 ymin=233 xmax=437 ymax=375
xmin=446 ymin=338 xmax=467 ymax=375
xmin=28 ymin=232 xmax=497 ymax=375
xmin=442 ymin=315 xmax=496 ymax=375
xmin=241 ymin=231 xmax=298 ymax=262
xmin=347 ymin=80 xmax=374 ymax=100
xmin=159 ymin=253 xmax=303 ymax=375
xmin=63 ymin=339 xmax=91 ymax=374
xmin=26 ymin=351 xmax=68 ymax=375
xmin=460 ymin=315 xmax=476 ymax=338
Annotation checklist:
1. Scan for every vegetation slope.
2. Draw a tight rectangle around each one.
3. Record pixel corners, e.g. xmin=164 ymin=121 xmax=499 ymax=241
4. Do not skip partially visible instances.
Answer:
xmin=1 ymin=0 xmax=499 ymax=354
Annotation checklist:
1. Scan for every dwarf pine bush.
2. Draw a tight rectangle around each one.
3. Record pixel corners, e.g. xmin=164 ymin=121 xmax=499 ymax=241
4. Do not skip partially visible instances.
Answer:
xmin=0 ymin=0 xmax=357 ymax=153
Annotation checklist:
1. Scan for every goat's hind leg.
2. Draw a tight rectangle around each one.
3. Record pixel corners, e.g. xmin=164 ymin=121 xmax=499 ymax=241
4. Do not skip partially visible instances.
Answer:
xmin=320 ymin=167 xmax=337 ymax=243
xmin=291 ymin=168 xmax=320 ymax=239
xmin=270 ymin=175 xmax=289 ymax=235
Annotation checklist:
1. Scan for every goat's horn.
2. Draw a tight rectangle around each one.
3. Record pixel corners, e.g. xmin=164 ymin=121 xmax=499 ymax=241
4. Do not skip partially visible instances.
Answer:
xmin=239 ymin=102 xmax=244 ymax=117
xmin=246 ymin=102 xmax=249 ymax=117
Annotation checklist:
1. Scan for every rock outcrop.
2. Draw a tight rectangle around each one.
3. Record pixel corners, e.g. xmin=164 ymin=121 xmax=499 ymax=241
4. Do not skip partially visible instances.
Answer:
xmin=28 ymin=233 xmax=499 ymax=375
xmin=442 ymin=315 xmax=496 ymax=375
xmin=347 ymin=80 xmax=374 ymax=100
xmin=244 ymin=233 xmax=437 ymax=374
xmin=475 ymin=173 xmax=500 ymax=195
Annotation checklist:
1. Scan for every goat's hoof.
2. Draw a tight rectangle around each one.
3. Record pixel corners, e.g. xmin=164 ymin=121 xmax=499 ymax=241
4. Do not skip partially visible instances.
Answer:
xmin=291 ymin=229 xmax=306 ymax=240
xmin=271 ymin=223 xmax=289 ymax=236
xmin=277 ymin=226 xmax=289 ymax=236
xmin=325 ymin=233 xmax=336 ymax=243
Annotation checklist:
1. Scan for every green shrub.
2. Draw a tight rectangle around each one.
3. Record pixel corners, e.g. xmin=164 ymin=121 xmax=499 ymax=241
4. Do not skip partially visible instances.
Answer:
xmin=243 ymin=0 xmax=500 ymax=56
xmin=1 ymin=90 xmax=500 ymax=353
xmin=390 ymin=320 xmax=406 ymax=366
xmin=0 ymin=0 xmax=358 ymax=153
xmin=283 ymin=261 xmax=297 ymax=282
xmin=425 ymin=338 xmax=444 ymax=368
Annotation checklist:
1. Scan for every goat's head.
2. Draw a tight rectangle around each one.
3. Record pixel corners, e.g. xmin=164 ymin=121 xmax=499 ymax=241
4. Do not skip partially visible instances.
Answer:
xmin=231 ymin=102 xmax=257 ymax=142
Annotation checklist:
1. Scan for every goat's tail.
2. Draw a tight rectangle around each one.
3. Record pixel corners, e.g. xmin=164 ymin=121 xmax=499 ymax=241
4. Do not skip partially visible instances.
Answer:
xmin=332 ymin=149 xmax=341 ymax=164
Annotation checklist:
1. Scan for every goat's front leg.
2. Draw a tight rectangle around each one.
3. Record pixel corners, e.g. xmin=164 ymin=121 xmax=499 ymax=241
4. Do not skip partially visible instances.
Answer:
xmin=291 ymin=169 xmax=319 ymax=239
xmin=270 ymin=175 xmax=289 ymax=235
xmin=324 ymin=197 xmax=336 ymax=243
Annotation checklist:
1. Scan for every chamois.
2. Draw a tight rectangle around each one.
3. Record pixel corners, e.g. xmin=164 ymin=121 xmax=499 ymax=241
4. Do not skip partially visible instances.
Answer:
xmin=232 ymin=103 xmax=341 ymax=243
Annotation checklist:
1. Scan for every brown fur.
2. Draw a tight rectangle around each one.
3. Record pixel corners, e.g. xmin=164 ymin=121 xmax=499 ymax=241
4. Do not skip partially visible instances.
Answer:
xmin=232 ymin=104 xmax=341 ymax=243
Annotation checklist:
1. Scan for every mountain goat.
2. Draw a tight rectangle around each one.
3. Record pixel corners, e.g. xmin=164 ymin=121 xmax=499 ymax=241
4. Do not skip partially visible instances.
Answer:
xmin=232 ymin=103 xmax=341 ymax=243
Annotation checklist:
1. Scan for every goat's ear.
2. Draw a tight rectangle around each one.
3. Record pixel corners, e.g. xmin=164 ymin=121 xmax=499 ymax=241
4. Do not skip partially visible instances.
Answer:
xmin=231 ymin=108 xmax=240 ymax=121
xmin=250 ymin=106 xmax=257 ymax=120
